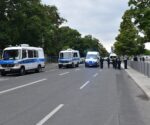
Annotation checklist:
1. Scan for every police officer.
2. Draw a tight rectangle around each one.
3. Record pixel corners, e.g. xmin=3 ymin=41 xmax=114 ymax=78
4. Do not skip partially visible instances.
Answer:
xmin=100 ymin=57 xmax=104 ymax=69
xmin=107 ymin=57 xmax=110 ymax=68
xmin=124 ymin=56 xmax=128 ymax=69
xmin=114 ymin=58 xmax=117 ymax=69
xmin=117 ymin=57 xmax=121 ymax=69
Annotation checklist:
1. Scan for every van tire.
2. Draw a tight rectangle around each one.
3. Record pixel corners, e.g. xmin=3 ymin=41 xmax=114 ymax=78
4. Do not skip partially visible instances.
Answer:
xmin=19 ymin=67 xmax=25 ymax=76
xmin=36 ymin=65 xmax=42 ymax=73
xmin=1 ymin=71 xmax=6 ymax=76
xmin=58 ymin=65 xmax=62 ymax=69
xmin=76 ymin=63 xmax=79 ymax=67
xmin=72 ymin=63 xmax=75 ymax=68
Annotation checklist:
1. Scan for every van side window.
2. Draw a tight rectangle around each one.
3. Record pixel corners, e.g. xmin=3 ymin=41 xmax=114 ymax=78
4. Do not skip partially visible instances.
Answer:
xmin=28 ymin=50 xmax=33 ymax=58
xmin=34 ymin=50 xmax=38 ymax=58
xmin=22 ymin=50 xmax=27 ymax=59
xmin=73 ymin=53 xmax=78 ymax=57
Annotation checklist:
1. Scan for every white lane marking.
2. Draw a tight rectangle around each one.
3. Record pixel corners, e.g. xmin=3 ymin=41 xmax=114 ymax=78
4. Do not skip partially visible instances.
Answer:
xmin=93 ymin=73 xmax=98 ymax=78
xmin=99 ymin=69 xmax=102 ymax=72
xmin=59 ymin=72 xmax=70 ymax=76
xmin=36 ymin=104 xmax=64 ymax=125
xmin=80 ymin=81 xmax=90 ymax=90
xmin=0 ymin=78 xmax=9 ymax=82
xmin=0 ymin=78 xmax=47 ymax=95
xmin=75 ymin=68 xmax=81 ymax=71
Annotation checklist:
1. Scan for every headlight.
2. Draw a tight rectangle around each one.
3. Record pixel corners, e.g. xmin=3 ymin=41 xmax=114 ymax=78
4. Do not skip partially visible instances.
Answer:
xmin=14 ymin=64 xmax=20 ymax=67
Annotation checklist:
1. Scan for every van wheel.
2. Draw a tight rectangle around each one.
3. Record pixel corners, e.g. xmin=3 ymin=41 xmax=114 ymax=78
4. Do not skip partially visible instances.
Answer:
xmin=1 ymin=71 xmax=6 ymax=76
xmin=19 ymin=67 xmax=25 ymax=76
xmin=85 ymin=64 xmax=88 ymax=67
xmin=36 ymin=65 xmax=42 ymax=73
xmin=76 ymin=63 xmax=79 ymax=67
xmin=72 ymin=63 xmax=75 ymax=68
xmin=58 ymin=65 xmax=62 ymax=69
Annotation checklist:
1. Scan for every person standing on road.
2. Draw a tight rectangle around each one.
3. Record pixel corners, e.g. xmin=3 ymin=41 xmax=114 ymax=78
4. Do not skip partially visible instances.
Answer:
xmin=114 ymin=58 xmax=117 ymax=69
xmin=100 ymin=57 xmax=104 ymax=69
xmin=124 ymin=56 xmax=128 ymax=69
xmin=142 ymin=57 xmax=145 ymax=61
xmin=117 ymin=57 xmax=121 ymax=69
xmin=112 ymin=58 xmax=117 ymax=69
xmin=112 ymin=59 xmax=115 ymax=68
xmin=107 ymin=57 xmax=110 ymax=68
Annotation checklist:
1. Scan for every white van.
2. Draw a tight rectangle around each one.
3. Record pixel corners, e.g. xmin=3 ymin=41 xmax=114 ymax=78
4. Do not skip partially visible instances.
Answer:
xmin=0 ymin=44 xmax=45 ymax=76
xmin=58 ymin=49 xmax=80 ymax=68
xmin=109 ymin=53 xmax=117 ymax=63
xmin=85 ymin=51 xmax=100 ymax=67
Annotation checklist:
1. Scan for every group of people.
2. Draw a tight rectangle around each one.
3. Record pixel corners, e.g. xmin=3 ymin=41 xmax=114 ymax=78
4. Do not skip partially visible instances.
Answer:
xmin=99 ymin=57 xmax=128 ymax=69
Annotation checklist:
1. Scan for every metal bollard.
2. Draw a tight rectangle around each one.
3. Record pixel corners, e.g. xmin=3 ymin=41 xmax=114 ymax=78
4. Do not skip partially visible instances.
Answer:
xmin=148 ymin=63 xmax=150 ymax=78
xmin=145 ymin=63 xmax=148 ymax=76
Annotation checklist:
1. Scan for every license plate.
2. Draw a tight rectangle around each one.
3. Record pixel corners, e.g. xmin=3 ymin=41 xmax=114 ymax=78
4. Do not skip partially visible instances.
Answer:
xmin=5 ymin=68 xmax=10 ymax=71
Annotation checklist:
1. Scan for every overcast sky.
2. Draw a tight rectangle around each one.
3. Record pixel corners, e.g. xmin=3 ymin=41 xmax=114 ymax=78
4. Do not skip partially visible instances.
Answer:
xmin=42 ymin=0 xmax=129 ymax=52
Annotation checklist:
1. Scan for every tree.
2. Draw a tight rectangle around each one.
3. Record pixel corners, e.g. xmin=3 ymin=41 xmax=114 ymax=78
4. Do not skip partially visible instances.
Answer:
xmin=79 ymin=35 xmax=108 ymax=57
xmin=114 ymin=10 xmax=140 ymax=56
xmin=129 ymin=0 xmax=150 ymax=41
xmin=0 ymin=0 xmax=65 ymax=55
xmin=0 ymin=0 xmax=108 ymax=58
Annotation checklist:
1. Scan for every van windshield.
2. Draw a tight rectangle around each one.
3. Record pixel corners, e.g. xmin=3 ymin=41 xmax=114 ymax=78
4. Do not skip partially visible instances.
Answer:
xmin=110 ymin=56 xmax=116 ymax=59
xmin=60 ymin=52 xmax=72 ymax=59
xmin=3 ymin=49 xmax=21 ymax=60
xmin=86 ymin=54 xmax=97 ymax=59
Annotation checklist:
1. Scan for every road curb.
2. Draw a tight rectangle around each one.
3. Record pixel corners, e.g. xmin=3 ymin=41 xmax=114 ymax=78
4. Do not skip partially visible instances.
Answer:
xmin=124 ymin=68 xmax=150 ymax=100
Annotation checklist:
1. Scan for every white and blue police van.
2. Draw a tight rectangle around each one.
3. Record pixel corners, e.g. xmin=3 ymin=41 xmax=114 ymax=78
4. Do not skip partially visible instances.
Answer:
xmin=109 ymin=53 xmax=117 ymax=64
xmin=85 ymin=51 xmax=100 ymax=67
xmin=58 ymin=49 xmax=80 ymax=68
xmin=0 ymin=44 xmax=45 ymax=76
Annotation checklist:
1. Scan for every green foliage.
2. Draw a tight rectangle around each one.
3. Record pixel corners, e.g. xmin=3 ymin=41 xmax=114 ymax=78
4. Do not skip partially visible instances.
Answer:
xmin=0 ymin=0 xmax=108 ymax=57
xmin=114 ymin=10 xmax=144 ymax=56
xmin=129 ymin=0 xmax=150 ymax=41
xmin=79 ymin=35 xmax=108 ymax=57
xmin=144 ymin=49 xmax=150 ymax=55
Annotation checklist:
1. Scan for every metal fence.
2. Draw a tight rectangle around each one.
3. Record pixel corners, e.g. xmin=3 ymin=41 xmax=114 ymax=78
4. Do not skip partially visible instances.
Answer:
xmin=128 ymin=61 xmax=150 ymax=77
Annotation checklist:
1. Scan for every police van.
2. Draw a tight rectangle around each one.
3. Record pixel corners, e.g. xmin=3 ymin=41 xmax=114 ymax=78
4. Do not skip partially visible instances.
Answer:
xmin=58 ymin=49 xmax=80 ymax=68
xmin=0 ymin=44 xmax=45 ymax=76
xmin=109 ymin=53 xmax=117 ymax=63
xmin=85 ymin=51 xmax=100 ymax=67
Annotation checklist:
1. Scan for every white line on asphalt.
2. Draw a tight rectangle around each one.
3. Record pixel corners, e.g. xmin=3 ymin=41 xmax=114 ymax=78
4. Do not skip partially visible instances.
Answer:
xmin=99 ymin=69 xmax=102 ymax=72
xmin=93 ymin=73 xmax=98 ymax=78
xmin=59 ymin=72 xmax=70 ymax=76
xmin=80 ymin=81 xmax=90 ymax=90
xmin=36 ymin=104 xmax=64 ymax=125
xmin=0 ymin=78 xmax=47 ymax=95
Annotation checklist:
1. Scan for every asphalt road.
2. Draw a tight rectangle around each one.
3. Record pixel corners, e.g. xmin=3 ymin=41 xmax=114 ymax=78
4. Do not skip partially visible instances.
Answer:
xmin=0 ymin=63 xmax=150 ymax=125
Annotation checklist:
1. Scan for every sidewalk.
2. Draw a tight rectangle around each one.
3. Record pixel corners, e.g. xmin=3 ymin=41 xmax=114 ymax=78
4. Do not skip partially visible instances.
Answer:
xmin=122 ymin=65 xmax=150 ymax=100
